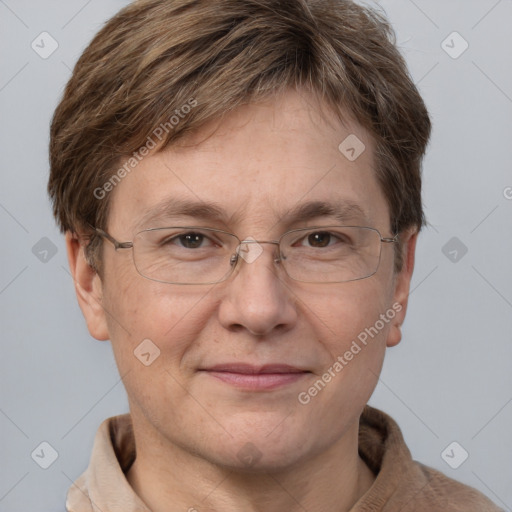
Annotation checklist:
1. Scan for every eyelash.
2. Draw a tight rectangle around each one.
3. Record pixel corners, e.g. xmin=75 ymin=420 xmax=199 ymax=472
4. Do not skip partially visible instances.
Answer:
xmin=162 ymin=230 xmax=348 ymax=249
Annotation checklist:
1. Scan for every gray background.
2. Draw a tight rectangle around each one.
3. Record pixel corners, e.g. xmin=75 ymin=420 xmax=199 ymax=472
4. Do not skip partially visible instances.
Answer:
xmin=1 ymin=0 xmax=511 ymax=510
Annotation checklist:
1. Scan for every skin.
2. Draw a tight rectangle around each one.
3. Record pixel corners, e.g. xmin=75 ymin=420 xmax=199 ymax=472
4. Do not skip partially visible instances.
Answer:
xmin=67 ymin=88 xmax=417 ymax=512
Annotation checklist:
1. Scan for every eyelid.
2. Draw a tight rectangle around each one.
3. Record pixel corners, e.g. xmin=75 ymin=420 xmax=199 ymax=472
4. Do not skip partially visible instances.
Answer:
xmin=161 ymin=228 xmax=228 ymax=248
xmin=146 ymin=225 xmax=364 ymax=243
xmin=297 ymin=228 xmax=343 ymax=242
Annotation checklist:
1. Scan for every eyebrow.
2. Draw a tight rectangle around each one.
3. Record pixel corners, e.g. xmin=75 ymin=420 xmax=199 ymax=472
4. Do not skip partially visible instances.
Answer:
xmin=136 ymin=198 xmax=369 ymax=230
xmin=281 ymin=200 xmax=369 ymax=226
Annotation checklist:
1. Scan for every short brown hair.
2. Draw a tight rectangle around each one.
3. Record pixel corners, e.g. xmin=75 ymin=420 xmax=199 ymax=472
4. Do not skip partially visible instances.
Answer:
xmin=48 ymin=0 xmax=431 ymax=272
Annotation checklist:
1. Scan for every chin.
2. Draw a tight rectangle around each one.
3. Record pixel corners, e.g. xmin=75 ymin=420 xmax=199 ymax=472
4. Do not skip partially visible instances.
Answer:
xmin=203 ymin=427 xmax=314 ymax=473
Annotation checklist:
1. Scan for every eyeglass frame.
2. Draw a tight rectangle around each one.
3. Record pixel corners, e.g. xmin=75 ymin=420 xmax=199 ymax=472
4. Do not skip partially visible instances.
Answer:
xmin=93 ymin=225 xmax=399 ymax=285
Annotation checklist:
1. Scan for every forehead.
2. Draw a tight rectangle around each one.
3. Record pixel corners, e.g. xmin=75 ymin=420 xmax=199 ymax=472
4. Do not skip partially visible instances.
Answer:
xmin=107 ymin=89 xmax=390 ymax=235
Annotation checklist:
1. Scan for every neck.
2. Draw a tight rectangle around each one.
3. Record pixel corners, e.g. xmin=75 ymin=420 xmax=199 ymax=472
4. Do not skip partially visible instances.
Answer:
xmin=126 ymin=411 xmax=375 ymax=512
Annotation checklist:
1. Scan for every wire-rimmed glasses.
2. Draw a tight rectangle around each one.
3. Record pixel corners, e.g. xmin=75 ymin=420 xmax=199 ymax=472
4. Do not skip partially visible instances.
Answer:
xmin=95 ymin=225 xmax=398 ymax=285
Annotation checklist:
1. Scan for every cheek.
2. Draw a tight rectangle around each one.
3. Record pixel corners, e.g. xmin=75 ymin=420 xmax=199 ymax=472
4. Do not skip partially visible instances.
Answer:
xmin=101 ymin=279 xmax=213 ymax=415
xmin=300 ymin=282 xmax=392 ymax=401
xmin=307 ymin=280 xmax=391 ymax=355
xmin=102 ymin=265 xmax=216 ymax=371
xmin=300 ymin=291 xmax=389 ymax=407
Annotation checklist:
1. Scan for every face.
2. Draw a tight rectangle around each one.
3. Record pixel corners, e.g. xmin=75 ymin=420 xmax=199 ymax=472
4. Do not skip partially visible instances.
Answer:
xmin=71 ymin=89 xmax=415 ymax=471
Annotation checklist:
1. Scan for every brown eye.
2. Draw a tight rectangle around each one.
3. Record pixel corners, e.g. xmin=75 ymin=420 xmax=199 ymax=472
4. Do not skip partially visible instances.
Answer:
xmin=176 ymin=232 xmax=206 ymax=249
xmin=306 ymin=232 xmax=333 ymax=248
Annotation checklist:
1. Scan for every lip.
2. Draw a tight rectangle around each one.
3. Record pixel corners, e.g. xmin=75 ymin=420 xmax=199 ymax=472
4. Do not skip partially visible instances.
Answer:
xmin=205 ymin=363 xmax=307 ymax=374
xmin=199 ymin=364 xmax=310 ymax=390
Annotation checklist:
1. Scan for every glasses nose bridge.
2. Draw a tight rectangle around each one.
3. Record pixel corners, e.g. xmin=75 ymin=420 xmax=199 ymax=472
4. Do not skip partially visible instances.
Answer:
xmin=243 ymin=239 xmax=280 ymax=246
xmin=234 ymin=238 xmax=282 ymax=266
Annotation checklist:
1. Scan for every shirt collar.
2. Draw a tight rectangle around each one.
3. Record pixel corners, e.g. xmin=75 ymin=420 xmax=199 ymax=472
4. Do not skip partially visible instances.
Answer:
xmin=66 ymin=413 xmax=149 ymax=511
xmin=66 ymin=405 xmax=427 ymax=512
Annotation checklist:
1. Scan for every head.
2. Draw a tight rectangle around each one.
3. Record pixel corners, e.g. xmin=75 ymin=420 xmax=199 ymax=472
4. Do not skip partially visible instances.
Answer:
xmin=49 ymin=0 xmax=430 ymax=471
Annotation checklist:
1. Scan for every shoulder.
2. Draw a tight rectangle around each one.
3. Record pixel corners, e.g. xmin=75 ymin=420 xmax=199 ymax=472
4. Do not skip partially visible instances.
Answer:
xmin=412 ymin=462 xmax=505 ymax=512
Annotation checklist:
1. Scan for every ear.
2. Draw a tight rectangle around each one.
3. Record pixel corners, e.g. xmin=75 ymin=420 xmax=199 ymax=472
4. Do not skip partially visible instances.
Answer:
xmin=386 ymin=229 xmax=418 ymax=348
xmin=65 ymin=232 xmax=109 ymax=341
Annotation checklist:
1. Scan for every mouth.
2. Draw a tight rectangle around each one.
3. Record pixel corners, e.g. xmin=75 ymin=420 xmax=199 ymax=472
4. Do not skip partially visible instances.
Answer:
xmin=198 ymin=363 xmax=311 ymax=390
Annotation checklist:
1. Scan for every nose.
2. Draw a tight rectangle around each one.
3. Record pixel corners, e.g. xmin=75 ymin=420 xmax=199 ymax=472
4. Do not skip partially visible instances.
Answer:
xmin=217 ymin=240 xmax=298 ymax=336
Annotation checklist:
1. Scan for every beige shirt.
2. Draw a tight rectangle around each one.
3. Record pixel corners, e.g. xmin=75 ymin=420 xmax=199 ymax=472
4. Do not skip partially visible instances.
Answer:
xmin=66 ymin=406 xmax=503 ymax=511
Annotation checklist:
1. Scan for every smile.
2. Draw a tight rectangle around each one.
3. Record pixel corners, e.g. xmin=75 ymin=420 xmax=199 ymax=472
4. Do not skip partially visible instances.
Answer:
xmin=199 ymin=364 xmax=311 ymax=390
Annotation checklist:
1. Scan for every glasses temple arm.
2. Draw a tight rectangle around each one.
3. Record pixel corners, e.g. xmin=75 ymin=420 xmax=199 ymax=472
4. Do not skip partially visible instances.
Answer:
xmin=95 ymin=228 xmax=133 ymax=250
